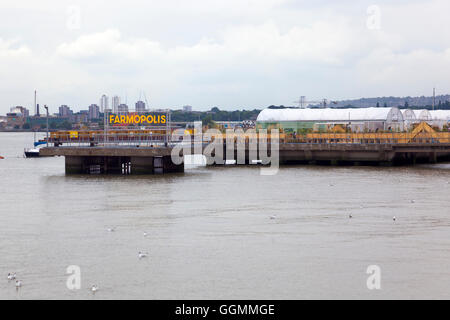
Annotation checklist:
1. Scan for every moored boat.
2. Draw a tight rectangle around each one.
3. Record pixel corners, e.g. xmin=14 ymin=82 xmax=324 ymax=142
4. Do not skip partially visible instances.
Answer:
xmin=24 ymin=140 xmax=48 ymax=158
xmin=24 ymin=148 xmax=40 ymax=158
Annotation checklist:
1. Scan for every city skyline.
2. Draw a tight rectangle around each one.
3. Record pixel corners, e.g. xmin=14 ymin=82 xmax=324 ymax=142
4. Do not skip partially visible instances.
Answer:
xmin=6 ymin=93 xmax=151 ymax=115
xmin=5 ymin=90 xmax=450 ymax=117
xmin=1 ymin=0 xmax=450 ymax=113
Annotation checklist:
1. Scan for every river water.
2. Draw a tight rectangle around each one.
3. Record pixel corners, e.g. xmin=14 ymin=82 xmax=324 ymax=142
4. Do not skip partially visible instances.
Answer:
xmin=0 ymin=132 xmax=450 ymax=299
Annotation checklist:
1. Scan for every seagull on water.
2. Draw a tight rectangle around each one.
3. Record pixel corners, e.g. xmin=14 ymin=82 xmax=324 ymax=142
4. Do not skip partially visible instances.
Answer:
xmin=91 ymin=285 xmax=98 ymax=293
xmin=270 ymin=215 xmax=276 ymax=220
xmin=107 ymin=227 xmax=115 ymax=232
xmin=349 ymin=214 xmax=353 ymax=219
xmin=393 ymin=216 xmax=397 ymax=221
xmin=143 ymin=232 xmax=148 ymax=237
xmin=138 ymin=251 xmax=148 ymax=259
xmin=7 ymin=273 xmax=16 ymax=281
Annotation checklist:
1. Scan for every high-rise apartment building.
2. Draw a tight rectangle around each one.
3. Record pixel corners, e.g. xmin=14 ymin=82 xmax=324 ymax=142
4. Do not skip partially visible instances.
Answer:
xmin=112 ymin=96 xmax=121 ymax=113
xmin=89 ymin=104 xmax=100 ymax=120
xmin=59 ymin=105 xmax=72 ymax=117
xmin=135 ymin=100 xmax=146 ymax=113
xmin=117 ymin=104 xmax=128 ymax=114
xmin=100 ymin=94 xmax=109 ymax=113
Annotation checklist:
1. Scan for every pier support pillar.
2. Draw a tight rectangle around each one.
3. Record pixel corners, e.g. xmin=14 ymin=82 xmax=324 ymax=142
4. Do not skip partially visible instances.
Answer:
xmin=429 ymin=152 xmax=437 ymax=164
xmin=65 ymin=156 xmax=84 ymax=174
xmin=130 ymin=157 xmax=154 ymax=174
xmin=162 ymin=155 xmax=184 ymax=173
xmin=106 ymin=157 xmax=122 ymax=174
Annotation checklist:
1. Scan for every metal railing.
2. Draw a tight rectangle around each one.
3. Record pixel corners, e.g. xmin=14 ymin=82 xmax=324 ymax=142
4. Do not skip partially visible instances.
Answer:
xmin=45 ymin=131 xmax=450 ymax=147
xmin=49 ymin=132 xmax=170 ymax=147
xmin=283 ymin=132 xmax=450 ymax=145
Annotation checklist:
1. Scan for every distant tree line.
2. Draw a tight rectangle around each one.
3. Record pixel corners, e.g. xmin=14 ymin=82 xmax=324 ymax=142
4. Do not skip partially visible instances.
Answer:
xmin=170 ymin=107 xmax=261 ymax=124
xmin=347 ymin=100 xmax=450 ymax=110
xmin=407 ymin=100 xmax=450 ymax=110
xmin=304 ymin=101 xmax=450 ymax=110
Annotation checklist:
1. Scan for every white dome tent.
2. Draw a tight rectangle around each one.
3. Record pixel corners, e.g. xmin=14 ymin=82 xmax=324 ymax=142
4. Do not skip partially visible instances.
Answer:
xmin=429 ymin=110 xmax=450 ymax=129
xmin=256 ymin=107 xmax=405 ymax=132
xmin=402 ymin=109 xmax=417 ymax=130
xmin=415 ymin=109 xmax=432 ymax=121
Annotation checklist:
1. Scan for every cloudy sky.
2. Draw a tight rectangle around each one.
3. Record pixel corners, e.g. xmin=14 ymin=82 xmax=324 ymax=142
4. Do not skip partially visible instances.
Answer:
xmin=1 ymin=0 xmax=449 ymax=113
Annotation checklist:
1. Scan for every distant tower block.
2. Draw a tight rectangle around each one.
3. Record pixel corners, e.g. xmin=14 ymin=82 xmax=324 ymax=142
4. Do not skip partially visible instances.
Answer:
xmin=112 ymin=96 xmax=121 ymax=114
xmin=100 ymin=94 xmax=109 ymax=113
xmin=135 ymin=100 xmax=146 ymax=113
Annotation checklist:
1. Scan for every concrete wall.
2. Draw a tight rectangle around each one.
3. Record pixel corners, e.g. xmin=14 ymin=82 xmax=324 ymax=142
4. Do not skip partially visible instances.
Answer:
xmin=64 ymin=154 xmax=183 ymax=175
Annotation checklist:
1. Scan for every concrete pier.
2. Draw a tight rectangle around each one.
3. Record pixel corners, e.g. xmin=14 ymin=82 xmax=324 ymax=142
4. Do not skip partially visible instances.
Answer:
xmin=41 ymin=147 xmax=184 ymax=175
xmin=40 ymin=142 xmax=450 ymax=175
xmin=276 ymin=143 xmax=450 ymax=165
xmin=203 ymin=142 xmax=450 ymax=165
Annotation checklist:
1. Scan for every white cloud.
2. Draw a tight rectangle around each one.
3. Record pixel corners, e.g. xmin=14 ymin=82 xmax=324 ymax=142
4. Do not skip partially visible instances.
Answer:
xmin=56 ymin=29 xmax=164 ymax=62
xmin=356 ymin=48 xmax=450 ymax=95
xmin=0 ymin=38 xmax=31 ymax=58
xmin=56 ymin=19 xmax=360 ymax=63
xmin=1 ymin=0 xmax=450 ymax=112
xmin=48 ymin=21 xmax=364 ymax=108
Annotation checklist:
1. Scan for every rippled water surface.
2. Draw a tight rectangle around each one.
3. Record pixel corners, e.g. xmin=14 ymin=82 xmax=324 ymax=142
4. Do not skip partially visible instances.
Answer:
xmin=1 ymin=132 xmax=450 ymax=299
